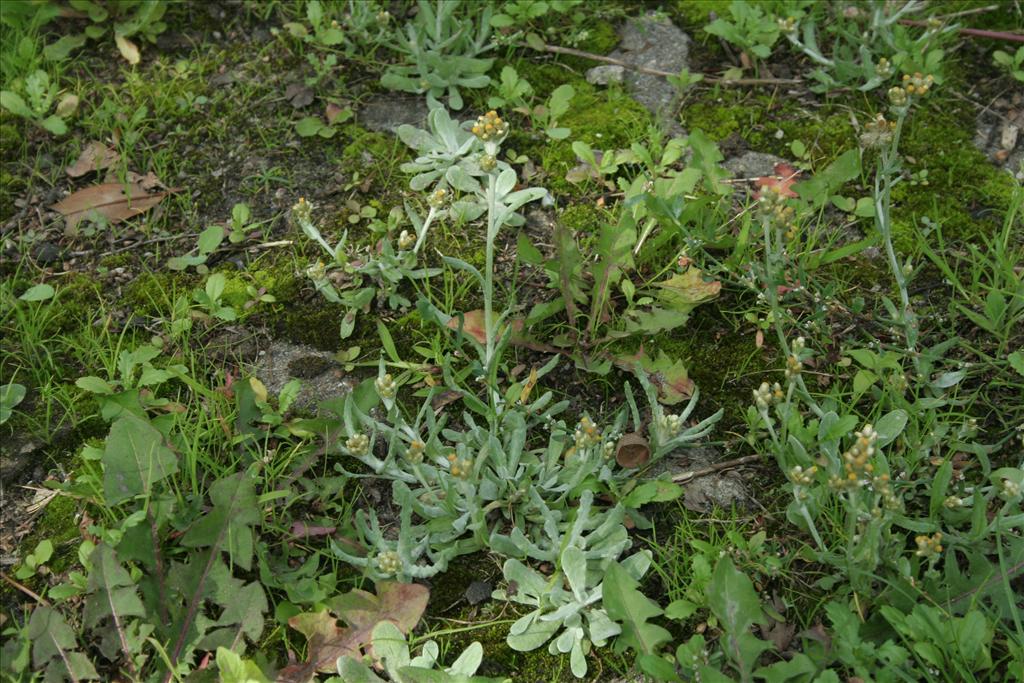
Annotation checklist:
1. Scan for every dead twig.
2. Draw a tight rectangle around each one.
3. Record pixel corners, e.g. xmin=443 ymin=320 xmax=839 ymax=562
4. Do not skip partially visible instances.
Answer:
xmin=898 ymin=20 xmax=1024 ymax=43
xmin=526 ymin=41 xmax=803 ymax=85
xmin=0 ymin=570 xmax=52 ymax=607
xmin=670 ymin=454 xmax=762 ymax=484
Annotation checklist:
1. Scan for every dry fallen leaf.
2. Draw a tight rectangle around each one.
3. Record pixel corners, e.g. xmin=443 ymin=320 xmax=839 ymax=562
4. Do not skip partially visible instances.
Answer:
xmin=114 ymin=33 xmax=140 ymax=65
xmin=277 ymin=582 xmax=429 ymax=683
xmin=52 ymin=179 xmax=175 ymax=231
xmin=66 ymin=141 xmax=120 ymax=178
xmin=285 ymin=82 xmax=315 ymax=109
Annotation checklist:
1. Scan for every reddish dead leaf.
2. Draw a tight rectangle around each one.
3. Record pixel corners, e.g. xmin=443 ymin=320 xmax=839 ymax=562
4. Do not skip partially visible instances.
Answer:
xmin=289 ymin=522 xmax=337 ymax=539
xmin=754 ymin=162 xmax=801 ymax=199
xmin=446 ymin=310 xmax=487 ymax=344
xmin=325 ymin=102 xmax=347 ymax=125
xmin=67 ymin=141 xmax=119 ymax=178
xmin=277 ymin=582 xmax=429 ymax=683
xmin=52 ymin=180 xmax=175 ymax=231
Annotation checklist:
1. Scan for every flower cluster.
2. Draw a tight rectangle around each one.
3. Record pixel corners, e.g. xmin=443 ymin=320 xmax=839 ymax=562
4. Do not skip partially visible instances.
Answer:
xmin=406 ymin=438 xmax=425 ymax=464
xmin=757 ymin=183 xmax=798 ymax=239
xmin=573 ymin=416 xmax=601 ymax=450
xmin=915 ymin=532 xmax=943 ymax=558
xmin=346 ymin=432 xmax=370 ymax=457
xmin=657 ymin=411 xmax=686 ymax=438
xmin=479 ymin=153 xmax=497 ymax=172
xmin=1001 ymin=477 xmax=1021 ymax=501
xmin=837 ymin=424 xmax=878 ymax=487
xmin=376 ymin=550 xmax=402 ymax=575
xmin=902 ymin=72 xmax=934 ymax=96
xmin=292 ymin=196 xmax=313 ymax=223
xmin=872 ymin=473 xmax=901 ymax=511
xmin=888 ymin=86 xmax=908 ymax=107
xmin=447 ymin=453 xmax=472 ymax=479
xmin=427 ymin=187 xmax=448 ymax=209
xmin=788 ymin=465 xmax=817 ymax=486
xmin=375 ymin=373 xmax=397 ymax=399
xmin=471 ymin=110 xmax=508 ymax=142
xmin=777 ymin=16 xmax=797 ymax=33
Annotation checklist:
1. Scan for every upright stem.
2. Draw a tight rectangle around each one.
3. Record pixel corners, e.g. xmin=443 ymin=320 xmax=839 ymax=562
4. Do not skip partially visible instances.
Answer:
xmin=483 ymin=173 xmax=500 ymax=415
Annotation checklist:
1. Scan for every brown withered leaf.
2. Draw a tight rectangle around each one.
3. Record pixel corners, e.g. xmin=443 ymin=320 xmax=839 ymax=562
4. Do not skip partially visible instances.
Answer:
xmin=431 ymin=389 xmax=463 ymax=412
xmin=277 ymin=582 xmax=429 ymax=683
xmin=285 ymin=82 xmax=314 ymax=109
xmin=289 ymin=522 xmax=337 ymax=539
xmin=52 ymin=180 xmax=175 ymax=231
xmin=66 ymin=141 xmax=119 ymax=178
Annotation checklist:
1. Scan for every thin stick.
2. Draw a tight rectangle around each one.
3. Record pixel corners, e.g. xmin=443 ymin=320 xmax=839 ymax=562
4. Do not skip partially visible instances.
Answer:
xmin=670 ymin=454 xmax=761 ymax=484
xmin=898 ymin=20 xmax=1024 ymax=42
xmin=528 ymin=41 xmax=803 ymax=85
xmin=0 ymin=570 xmax=52 ymax=607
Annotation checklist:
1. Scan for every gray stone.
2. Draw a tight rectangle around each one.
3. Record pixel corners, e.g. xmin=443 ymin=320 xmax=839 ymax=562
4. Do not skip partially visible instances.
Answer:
xmin=723 ymin=151 xmax=788 ymax=180
xmin=359 ymin=95 xmax=430 ymax=134
xmin=464 ymin=580 xmax=492 ymax=605
xmin=585 ymin=64 xmax=625 ymax=86
xmin=251 ymin=340 xmax=355 ymax=410
xmin=32 ymin=241 xmax=61 ymax=264
xmin=605 ymin=13 xmax=691 ymax=135
xmin=975 ymin=109 xmax=1024 ymax=182
xmin=645 ymin=445 xmax=750 ymax=513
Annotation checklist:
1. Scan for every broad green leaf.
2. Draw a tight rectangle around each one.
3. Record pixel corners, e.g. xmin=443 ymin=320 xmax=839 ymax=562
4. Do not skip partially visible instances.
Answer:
xmin=0 ymin=90 xmax=34 ymax=118
xmin=708 ymin=557 xmax=766 ymax=635
xmin=19 ymin=283 xmax=55 ymax=301
xmin=181 ymin=472 xmax=260 ymax=570
xmin=216 ymin=647 xmax=272 ymax=683
xmin=874 ymin=409 xmax=908 ymax=448
xmin=197 ymin=224 xmax=224 ymax=254
xmin=1008 ymin=351 xmax=1024 ymax=376
xmin=44 ymin=34 xmax=87 ymax=60
xmin=603 ymin=562 xmax=671 ymax=656
xmin=103 ymin=413 xmax=178 ymax=504
xmin=0 ymin=382 xmax=27 ymax=423
xmin=295 ymin=116 xmax=323 ymax=137
xmin=28 ymin=606 xmax=99 ymax=680
xmin=83 ymin=544 xmax=145 ymax=629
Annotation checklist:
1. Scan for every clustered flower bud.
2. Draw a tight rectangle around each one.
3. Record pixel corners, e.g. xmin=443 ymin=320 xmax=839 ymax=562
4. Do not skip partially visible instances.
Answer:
xmin=406 ymin=438 xmax=425 ymax=464
xmin=479 ymin=153 xmax=497 ymax=172
xmin=758 ymin=184 xmax=798 ymax=239
xmin=788 ymin=465 xmax=817 ymax=486
xmin=292 ymin=196 xmax=313 ymax=223
xmin=472 ymin=110 xmax=509 ymax=142
xmin=943 ymin=495 xmax=963 ymax=509
xmin=888 ymin=86 xmax=908 ymax=107
xmin=306 ymin=260 xmax=327 ymax=281
xmin=839 ymin=424 xmax=878 ymax=486
xmin=902 ymin=72 xmax=934 ymax=95
xmin=875 ymin=57 xmax=893 ymax=78
xmin=785 ymin=355 xmax=803 ymax=380
xmin=777 ymin=16 xmax=797 ymax=33
xmin=574 ymin=416 xmax=601 ymax=450
xmin=873 ymin=473 xmax=901 ymax=510
xmin=346 ymin=433 xmax=370 ymax=456
xmin=915 ymin=532 xmax=943 ymax=558
xmin=658 ymin=412 xmax=685 ymax=437
xmin=376 ymin=550 xmax=402 ymax=575
xmin=753 ymin=381 xmax=784 ymax=409
xmin=427 ymin=187 xmax=448 ymax=209
xmin=398 ymin=229 xmax=416 ymax=250
xmin=447 ymin=453 xmax=472 ymax=479
xmin=375 ymin=373 xmax=397 ymax=399
xmin=1001 ymin=477 xmax=1021 ymax=500
xmin=860 ymin=113 xmax=896 ymax=148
